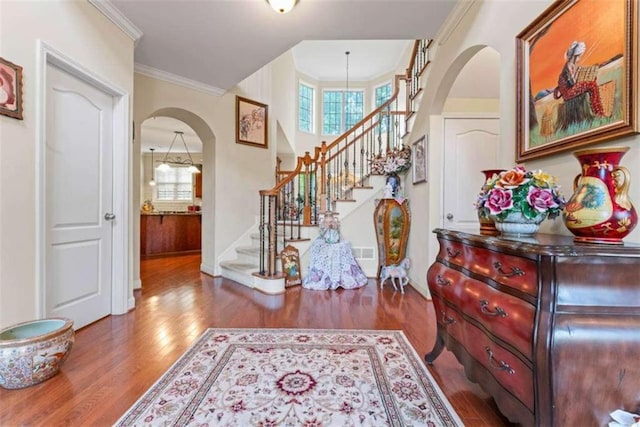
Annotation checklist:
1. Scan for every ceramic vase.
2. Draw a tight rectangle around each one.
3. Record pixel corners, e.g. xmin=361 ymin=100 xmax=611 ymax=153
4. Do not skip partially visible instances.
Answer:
xmin=386 ymin=173 xmax=401 ymax=198
xmin=491 ymin=211 xmax=546 ymax=236
xmin=563 ymin=146 xmax=637 ymax=244
xmin=478 ymin=169 xmax=504 ymax=235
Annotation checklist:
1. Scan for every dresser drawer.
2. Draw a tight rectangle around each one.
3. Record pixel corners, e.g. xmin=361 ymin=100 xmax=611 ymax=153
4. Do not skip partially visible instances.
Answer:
xmin=431 ymin=296 xmax=464 ymax=345
xmin=463 ymin=323 xmax=534 ymax=410
xmin=427 ymin=263 xmax=464 ymax=302
xmin=460 ymin=277 xmax=535 ymax=359
xmin=439 ymin=239 xmax=537 ymax=297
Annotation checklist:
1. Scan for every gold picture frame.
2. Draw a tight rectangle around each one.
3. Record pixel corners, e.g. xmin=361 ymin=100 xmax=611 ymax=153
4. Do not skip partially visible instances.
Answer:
xmin=516 ymin=0 xmax=638 ymax=161
xmin=236 ymin=96 xmax=268 ymax=148
xmin=0 ymin=57 xmax=24 ymax=120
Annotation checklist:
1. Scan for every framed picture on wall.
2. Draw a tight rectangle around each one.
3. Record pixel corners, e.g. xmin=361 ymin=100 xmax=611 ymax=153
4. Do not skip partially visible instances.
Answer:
xmin=0 ymin=57 xmax=23 ymax=120
xmin=516 ymin=0 xmax=638 ymax=161
xmin=236 ymin=96 xmax=268 ymax=148
xmin=412 ymin=135 xmax=427 ymax=184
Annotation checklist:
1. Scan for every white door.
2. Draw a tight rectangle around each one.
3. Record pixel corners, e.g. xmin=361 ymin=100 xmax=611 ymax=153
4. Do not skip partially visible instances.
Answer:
xmin=45 ymin=64 xmax=114 ymax=329
xmin=443 ymin=116 xmax=500 ymax=232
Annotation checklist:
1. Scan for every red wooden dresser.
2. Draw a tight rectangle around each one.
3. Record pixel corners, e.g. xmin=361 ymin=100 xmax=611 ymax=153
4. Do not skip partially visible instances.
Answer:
xmin=426 ymin=229 xmax=640 ymax=427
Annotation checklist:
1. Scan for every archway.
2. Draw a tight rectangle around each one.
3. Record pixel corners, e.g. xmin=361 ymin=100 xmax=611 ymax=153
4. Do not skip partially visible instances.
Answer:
xmin=133 ymin=108 xmax=216 ymax=290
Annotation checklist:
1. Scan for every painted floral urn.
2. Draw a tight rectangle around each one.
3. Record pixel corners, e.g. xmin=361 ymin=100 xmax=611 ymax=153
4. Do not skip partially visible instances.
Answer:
xmin=563 ymin=147 xmax=637 ymax=244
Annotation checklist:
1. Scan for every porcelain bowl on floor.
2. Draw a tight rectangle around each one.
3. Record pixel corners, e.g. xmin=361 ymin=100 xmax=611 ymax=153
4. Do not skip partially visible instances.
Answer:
xmin=0 ymin=318 xmax=75 ymax=389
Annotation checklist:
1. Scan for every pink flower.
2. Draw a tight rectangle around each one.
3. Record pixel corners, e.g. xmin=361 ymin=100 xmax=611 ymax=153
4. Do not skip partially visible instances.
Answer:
xmin=527 ymin=186 xmax=558 ymax=212
xmin=485 ymin=188 xmax=513 ymax=214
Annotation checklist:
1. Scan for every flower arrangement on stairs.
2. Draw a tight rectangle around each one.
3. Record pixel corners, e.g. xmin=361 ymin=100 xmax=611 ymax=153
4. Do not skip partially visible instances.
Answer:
xmin=476 ymin=166 xmax=566 ymax=235
xmin=371 ymin=146 xmax=411 ymax=198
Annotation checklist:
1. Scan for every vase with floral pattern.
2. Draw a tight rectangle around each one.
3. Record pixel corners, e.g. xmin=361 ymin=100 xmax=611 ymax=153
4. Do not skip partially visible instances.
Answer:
xmin=386 ymin=173 xmax=401 ymax=198
xmin=563 ymin=146 xmax=637 ymax=244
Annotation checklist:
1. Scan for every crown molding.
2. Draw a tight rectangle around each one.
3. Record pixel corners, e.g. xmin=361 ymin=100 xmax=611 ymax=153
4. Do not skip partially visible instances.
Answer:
xmin=436 ymin=0 xmax=477 ymax=46
xmin=88 ymin=0 xmax=143 ymax=45
xmin=134 ymin=63 xmax=226 ymax=97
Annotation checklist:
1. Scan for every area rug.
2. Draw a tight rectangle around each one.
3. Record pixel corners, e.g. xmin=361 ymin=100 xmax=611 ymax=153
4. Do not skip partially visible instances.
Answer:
xmin=114 ymin=328 xmax=463 ymax=426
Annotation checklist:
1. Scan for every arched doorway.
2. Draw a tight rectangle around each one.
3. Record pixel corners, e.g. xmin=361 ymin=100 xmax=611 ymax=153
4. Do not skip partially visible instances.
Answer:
xmin=133 ymin=108 xmax=216 ymax=291
xmin=436 ymin=46 xmax=501 ymax=232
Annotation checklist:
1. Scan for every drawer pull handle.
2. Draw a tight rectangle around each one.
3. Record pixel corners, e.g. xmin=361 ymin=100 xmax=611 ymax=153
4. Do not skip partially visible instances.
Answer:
xmin=441 ymin=311 xmax=456 ymax=325
xmin=446 ymin=248 xmax=461 ymax=258
xmin=480 ymin=300 xmax=507 ymax=317
xmin=435 ymin=275 xmax=451 ymax=287
xmin=492 ymin=261 xmax=524 ymax=278
xmin=485 ymin=347 xmax=515 ymax=375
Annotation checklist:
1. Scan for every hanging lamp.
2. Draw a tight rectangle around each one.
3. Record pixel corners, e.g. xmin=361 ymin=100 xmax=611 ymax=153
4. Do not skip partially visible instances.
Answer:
xmin=148 ymin=148 xmax=156 ymax=186
xmin=156 ymin=131 xmax=200 ymax=173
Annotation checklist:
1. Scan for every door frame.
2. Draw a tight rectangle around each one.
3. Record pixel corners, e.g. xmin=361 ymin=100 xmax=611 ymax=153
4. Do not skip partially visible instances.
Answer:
xmin=35 ymin=41 xmax=131 ymax=319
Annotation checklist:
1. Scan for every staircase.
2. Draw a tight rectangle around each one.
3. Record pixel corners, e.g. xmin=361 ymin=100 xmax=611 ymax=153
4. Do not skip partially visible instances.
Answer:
xmin=219 ymin=39 xmax=432 ymax=293
xmin=219 ymin=175 xmax=386 ymax=293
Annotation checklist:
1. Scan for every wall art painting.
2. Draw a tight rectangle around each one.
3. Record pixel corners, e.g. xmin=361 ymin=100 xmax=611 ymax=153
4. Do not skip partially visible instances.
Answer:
xmin=516 ymin=0 xmax=638 ymax=161
xmin=236 ymin=96 xmax=268 ymax=148
xmin=412 ymin=135 xmax=427 ymax=184
xmin=0 ymin=57 xmax=23 ymax=120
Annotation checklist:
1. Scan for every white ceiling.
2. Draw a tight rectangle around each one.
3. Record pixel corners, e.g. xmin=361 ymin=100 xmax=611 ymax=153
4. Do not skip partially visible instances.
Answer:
xmin=110 ymin=0 xmax=458 ymax=92
xmin=117 ymin=1 xmax=500 ymax=152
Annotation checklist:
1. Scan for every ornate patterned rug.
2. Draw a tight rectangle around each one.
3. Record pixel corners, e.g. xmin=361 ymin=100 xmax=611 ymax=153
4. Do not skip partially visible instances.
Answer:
xmin=114 ymin=329 xmax=462 ymax=426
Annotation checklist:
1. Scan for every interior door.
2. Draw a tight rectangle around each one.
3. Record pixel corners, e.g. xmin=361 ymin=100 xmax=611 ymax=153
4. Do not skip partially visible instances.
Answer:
xmin=443 ymin=116 xmax=500 ymax=232
xmin=45 ymin=64 xmax=114 ymax=329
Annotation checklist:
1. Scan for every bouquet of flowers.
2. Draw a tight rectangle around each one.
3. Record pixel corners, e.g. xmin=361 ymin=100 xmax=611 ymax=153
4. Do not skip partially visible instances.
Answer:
xmin=476 ymin=166 xmax=566 ymax=221
xmin=371 ymin=146 xmax=411 ymax=175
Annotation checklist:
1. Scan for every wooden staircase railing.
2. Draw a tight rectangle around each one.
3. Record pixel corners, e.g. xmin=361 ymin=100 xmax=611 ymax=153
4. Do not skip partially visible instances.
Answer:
xmin=257 ymin=39 xmax=432 ymax=278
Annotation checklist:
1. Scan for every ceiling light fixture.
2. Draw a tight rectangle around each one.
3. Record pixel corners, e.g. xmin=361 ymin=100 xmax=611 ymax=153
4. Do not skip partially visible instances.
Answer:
xmin=266 ymin=0 xmax=298 ymax=14
xmin=148 ymin=148 xmax=157 ymax=186
xmin=156 ymin=131 xmax=201 ymax=174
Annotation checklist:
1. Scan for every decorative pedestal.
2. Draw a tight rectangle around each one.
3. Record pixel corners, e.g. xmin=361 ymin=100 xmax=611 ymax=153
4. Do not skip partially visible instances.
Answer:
xmin=373 ymin=198 xmax=410 ymax=278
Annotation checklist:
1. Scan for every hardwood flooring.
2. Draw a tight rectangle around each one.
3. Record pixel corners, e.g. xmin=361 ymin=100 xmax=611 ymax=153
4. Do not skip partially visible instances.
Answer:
xmin=0 ymin=254 xmax=515 ymax=426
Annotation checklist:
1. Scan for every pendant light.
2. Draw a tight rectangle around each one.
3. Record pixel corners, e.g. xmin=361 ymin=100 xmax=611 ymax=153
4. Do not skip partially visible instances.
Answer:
xmin=156 ymin=131 xmax=201 ymax=174
xmin=148 ymin=148 xmax=156 ymax=186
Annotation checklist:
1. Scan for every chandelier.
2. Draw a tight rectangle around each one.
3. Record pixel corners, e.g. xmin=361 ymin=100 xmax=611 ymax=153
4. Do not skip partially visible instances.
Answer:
xmin=156 ymin=131 xmax=200 ymax=174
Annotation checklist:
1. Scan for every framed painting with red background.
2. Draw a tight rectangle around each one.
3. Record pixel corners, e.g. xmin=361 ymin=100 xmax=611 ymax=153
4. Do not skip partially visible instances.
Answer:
xmin=516 ymin=0 xmax=638 ymax=161
xmin=0 ymin=57 xmax=23 ymax=120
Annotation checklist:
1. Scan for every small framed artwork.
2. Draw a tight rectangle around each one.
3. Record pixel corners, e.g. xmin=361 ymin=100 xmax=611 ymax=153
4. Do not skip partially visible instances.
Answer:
xmin=0 ymin=57 xmax=24 ymax=120
xmin=280 ymin=245 xmax=301 ymax=287
xmin=412 ymin=135 xmax=427 ymax=184
xmin=236 ymin=96 xmax=268 ymax=148
xmin=516 ymin=0 xmax=638 ymax=161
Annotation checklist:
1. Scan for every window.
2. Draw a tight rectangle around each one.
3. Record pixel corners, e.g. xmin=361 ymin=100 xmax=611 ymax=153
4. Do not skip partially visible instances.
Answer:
xmin=375 ymin=83 xmax=392 ymax=108
xmin=298 ymin=83 xmax=314 ymax=133
xmin=375 ymin=82 xmax=393 ymax=132
xmin=154 ymin=167 xmax=193 ymax=201
xmin=322 ymin=89 xmax=364 ymax=135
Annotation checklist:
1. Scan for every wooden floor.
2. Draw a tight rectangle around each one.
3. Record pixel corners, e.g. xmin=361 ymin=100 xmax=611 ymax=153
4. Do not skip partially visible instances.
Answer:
xmin=1 ymin=254 xmax=515 ymax=426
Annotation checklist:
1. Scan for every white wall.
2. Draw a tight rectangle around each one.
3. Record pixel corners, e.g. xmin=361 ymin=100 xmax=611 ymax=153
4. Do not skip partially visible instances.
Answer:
xmin=404 ymin=0 xmax=640 ymax=297
xmin=0 ymin=0 xmax=134 ymax=329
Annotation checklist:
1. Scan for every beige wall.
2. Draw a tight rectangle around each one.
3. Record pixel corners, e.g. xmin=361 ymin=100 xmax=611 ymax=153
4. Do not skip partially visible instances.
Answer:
xmin=404 ymin=0 xmax=640 ymax=297
xmin=133 ymin=64 xmax=277 ymax=279
xmin=0 ymin=0 xmax=135 ymax=329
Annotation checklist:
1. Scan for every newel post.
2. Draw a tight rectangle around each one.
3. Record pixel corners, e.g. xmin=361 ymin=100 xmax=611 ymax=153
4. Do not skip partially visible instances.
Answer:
xmin=319 ymin=141 xmax=328 ymax=212
xmin=302 ymin=151 xmax=312 ymax=225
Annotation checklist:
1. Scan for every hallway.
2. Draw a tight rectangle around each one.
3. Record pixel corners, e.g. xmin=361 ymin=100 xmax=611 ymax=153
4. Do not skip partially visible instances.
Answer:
xmin=0 ymin=255 xmax=512 ymax=426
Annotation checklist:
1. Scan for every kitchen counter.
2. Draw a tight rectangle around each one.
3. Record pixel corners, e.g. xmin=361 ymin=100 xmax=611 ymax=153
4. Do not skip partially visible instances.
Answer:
xmin=140 ymin=213 xmax=201 ymax=257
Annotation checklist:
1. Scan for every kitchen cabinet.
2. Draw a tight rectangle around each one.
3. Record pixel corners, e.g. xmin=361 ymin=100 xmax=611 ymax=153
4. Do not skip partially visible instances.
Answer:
xmin=140 ymin=213 xmax=201 ymax=257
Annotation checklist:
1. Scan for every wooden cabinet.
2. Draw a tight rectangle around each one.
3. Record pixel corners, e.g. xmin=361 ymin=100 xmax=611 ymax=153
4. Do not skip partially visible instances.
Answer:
xmin=194 ymin=171 xmax=202 ymax=198
xmin=426 ymin=229 xmax=640 ymax=427
xmin=373 ymin=198 xmax=410 ymax=278
xmin=140 ymin=214 xmax=201 ymax=257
